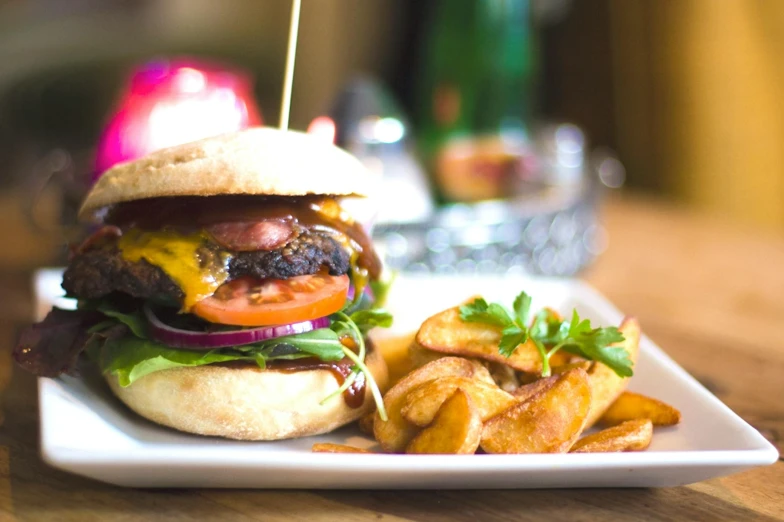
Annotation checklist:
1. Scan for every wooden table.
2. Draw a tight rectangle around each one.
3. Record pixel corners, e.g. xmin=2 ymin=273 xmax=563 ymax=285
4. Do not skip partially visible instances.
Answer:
xmin=0 ymin=195 xmax=782 ymax=521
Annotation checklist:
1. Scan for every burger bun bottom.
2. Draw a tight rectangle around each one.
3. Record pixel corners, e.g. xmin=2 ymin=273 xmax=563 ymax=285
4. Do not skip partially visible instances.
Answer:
xmin=106 ymin=345 xmax=388 ymax=441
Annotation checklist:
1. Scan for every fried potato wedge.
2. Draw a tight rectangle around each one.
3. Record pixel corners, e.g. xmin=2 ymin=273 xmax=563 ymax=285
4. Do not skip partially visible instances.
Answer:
xmin=584 ymin=317 xmax=641 ymax=428
xmin=416 ymin=306 xmax=568 ymax=373
xmin=374 ymin=356 xmax=488 ymax=452
xmin=570 ymin=419 xmax=653 ymax=453
xmin=408 ymin=338 xmax=446 ymax=370
xmin=511 ymin=375 xmax=558 ymax=403
xmin=484 ymin=361 xmax=522 ymax=392
xmin=463 ymin=359 xmax=496 ymax=385
xmin=358 ymin=412 xmax=375 ymax=435
xmin=401 ymin=376 xmax=516 ymax=426
xmin=600 ymin=391 xmax=682 ymax=427
xmin=552 ymin=361 xmax=592 ymax=375
xmin=373 ymin=332 xmax=419 ymax=387
xmin=406 ymin=389 xmax=482 ymax=454
xmin=312 ymin=443 xmax=373 ymax=454
xmin=481 ymin=368 xmax=592 ymax=454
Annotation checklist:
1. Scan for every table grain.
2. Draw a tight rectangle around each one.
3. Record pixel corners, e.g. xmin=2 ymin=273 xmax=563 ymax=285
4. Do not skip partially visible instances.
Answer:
xmin=0 ymin=195 xmax=782 ymax=521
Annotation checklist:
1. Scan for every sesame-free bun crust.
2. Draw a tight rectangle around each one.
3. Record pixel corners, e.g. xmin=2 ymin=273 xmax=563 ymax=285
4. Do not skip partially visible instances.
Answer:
xmin=105 ymin=346 xmax=388 ymax=441
xmin=80 ymin=127 xmax=375 ymax=222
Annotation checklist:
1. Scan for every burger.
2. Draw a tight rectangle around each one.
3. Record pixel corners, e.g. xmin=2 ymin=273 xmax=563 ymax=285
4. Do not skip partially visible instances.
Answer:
xmin=14 ymin=127 xmax=391 ymax=440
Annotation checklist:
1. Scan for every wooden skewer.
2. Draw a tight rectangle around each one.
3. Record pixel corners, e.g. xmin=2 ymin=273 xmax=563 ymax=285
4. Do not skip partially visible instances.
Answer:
xmin=279 ymin=0 xmax=302 ymax=130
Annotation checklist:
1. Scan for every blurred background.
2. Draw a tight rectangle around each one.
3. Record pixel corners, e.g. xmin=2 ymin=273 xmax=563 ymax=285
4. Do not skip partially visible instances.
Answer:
xmin=1 ymin=0 xmax=783 ymax=276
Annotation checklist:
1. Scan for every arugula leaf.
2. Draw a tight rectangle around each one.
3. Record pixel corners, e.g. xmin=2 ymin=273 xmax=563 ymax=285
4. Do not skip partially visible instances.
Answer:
xmin=87 ymin=300 xmax=148 ymax=338
xmin=329 ymin=319 xmax=353 ymax=339
xmin=458 ymin=292 xmax=633 ymax=378
xmin=350 ymin=309 xmax=393 ymax=334
xmin=87 ymin=320 xmax=118 ymax=335
xmin=257 ymin=329 xmax=345 ymax=361
xmin=327 ymin=308 xmax=391 ymax=421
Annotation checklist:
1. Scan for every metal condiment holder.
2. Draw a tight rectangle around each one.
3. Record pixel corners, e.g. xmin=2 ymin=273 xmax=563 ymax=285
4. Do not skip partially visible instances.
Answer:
xmin=369 ymin=125 xmax=624 ymax=277
xmin=373 ymin=179 xmax=607 ymax=277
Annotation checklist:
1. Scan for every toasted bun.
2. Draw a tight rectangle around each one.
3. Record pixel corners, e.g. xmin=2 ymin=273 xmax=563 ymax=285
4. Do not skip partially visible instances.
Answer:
xmin=80 ymin=127 xmax=376 ymax=222
xmin=105 ymin=345 xmax=388 ymax=441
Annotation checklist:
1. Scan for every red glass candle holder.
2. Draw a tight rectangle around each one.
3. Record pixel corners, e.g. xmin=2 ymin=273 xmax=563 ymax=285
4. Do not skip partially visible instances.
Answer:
xmin=93 ymin=58 xmax=262 ymax=181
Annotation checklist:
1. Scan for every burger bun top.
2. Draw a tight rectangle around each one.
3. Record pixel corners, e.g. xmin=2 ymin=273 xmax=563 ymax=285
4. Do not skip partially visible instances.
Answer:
xmin=79 ymin=127 xmax=376 ymax=222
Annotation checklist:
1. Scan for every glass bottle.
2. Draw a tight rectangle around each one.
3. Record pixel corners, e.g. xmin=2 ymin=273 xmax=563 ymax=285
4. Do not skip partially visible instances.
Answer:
xmin=416 ymin=0 xmax=537 ymax=203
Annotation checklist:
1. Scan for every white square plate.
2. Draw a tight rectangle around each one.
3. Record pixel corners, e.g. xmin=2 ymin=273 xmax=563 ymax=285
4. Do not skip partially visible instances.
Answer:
xmin=35 ymin=271 xmax=778 ymax=488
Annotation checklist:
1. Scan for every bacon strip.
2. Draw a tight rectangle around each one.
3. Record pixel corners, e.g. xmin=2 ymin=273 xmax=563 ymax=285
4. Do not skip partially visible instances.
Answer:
xmin=206 ymin=219 xmax=296 ymax=252
xmin=70 ymin=225 xmax=122 ymax=259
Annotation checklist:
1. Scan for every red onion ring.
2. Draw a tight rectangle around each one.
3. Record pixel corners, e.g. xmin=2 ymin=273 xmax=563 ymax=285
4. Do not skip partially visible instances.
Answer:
xmin=143 ymin=305 xmax=330 ymax=350
xmin=346 ymin=285 xmax=374 ymax=302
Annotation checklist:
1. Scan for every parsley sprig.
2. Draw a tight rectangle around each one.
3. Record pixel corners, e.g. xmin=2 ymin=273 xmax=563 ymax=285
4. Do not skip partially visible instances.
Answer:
xmin=459 ymin=292 xmax=632 ymax=378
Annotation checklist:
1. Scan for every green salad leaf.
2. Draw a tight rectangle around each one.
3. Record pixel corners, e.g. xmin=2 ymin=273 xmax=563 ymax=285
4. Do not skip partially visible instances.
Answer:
xmin=102 ymin=337 xmax=250 ymax=386
xmin=349 ymin=309 xmax=394 ymax=334
xmin=251 ymin=329 xmax=347 ymax=361
xmin=94 ymin=327 xmax=351 ymax=387
xmin=84 ymin=300 xmax=148 ymax=338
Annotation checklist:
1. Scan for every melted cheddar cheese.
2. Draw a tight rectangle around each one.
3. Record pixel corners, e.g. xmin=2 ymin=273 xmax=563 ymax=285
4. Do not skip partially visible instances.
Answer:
xmin=118 ymin=229 xmax=232 ymax=310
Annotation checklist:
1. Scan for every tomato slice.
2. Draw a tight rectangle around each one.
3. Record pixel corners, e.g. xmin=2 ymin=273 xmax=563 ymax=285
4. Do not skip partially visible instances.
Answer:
xmin=192 ymin=273 xmax=349 ymax=326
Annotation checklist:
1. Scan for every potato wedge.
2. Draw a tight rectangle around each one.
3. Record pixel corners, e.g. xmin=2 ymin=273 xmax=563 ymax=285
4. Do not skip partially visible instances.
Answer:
xmin=406 ymin=389 xmax=482 ymax=454
xmin=480 ymin=368 xmax=592 ymax=454
xmin=373 ymin=332 xmax=419 ymax=386
xmin=570 ymin=419 xmax=653 ymax=453
xmin=511 ymin=375 xmax=558 ymax=403
xmin=415 ymin=306 xmax=569 ymax=373
xmin=552 ymin=361 xmax=592 ymax=375
xmin=484 ymin=361 xmax=522 ymax=392
xmin=373 ymin=356 xmax=488 ymax=452
xmin=358 ymin=412 xmax=375 ymax=435
xmin=600 ymin=391 xmax=682 ymax=427
xmin=584 ymin=317 xmax=641 ymax=428
xmin=468 ymin=361 xmax=497 ymax=386
xmin=408 ymin=338 xmax=447 ymax=369
xmin=312 ymin=443 xmax=372 ymax=454
xmin=401 ymin=376 xmax=516 ymax=426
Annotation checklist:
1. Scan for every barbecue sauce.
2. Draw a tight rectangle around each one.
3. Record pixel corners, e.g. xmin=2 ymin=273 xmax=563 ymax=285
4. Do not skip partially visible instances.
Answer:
xmin=216 ymin=342 xmax=375 ymax=409
xmin=269 ymin=357 xmax=366 ymax=409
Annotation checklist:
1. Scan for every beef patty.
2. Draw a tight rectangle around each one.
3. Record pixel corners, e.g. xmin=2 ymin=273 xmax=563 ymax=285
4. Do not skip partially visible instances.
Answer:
xmin=62 ymin=231 xmax=350 ymax=303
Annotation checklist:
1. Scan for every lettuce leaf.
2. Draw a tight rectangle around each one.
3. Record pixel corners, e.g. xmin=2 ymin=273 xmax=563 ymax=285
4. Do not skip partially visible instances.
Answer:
xmin=99 ymin=328 xmax=348 ymax=387
xmin=102 ymin=336 xmax=250 ymax=386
